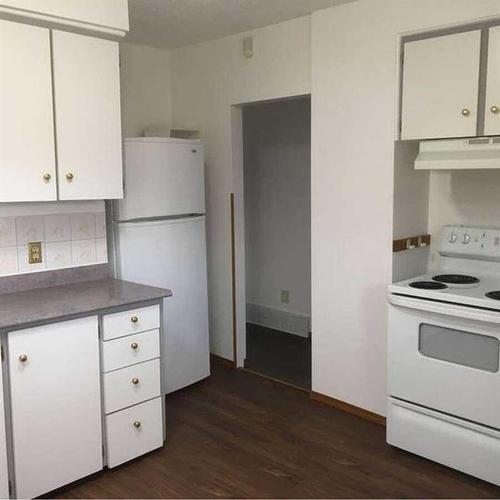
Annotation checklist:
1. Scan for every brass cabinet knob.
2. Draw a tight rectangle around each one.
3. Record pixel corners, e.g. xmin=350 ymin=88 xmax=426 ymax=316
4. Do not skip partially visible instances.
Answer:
xmin=491 ymin=105 xmax=499 ymax=114
xmin=131 ymin=342 xmax=139 ymax=350
xmin=132 ymin=377 xmax=139 ymax=385
xmin=131 ymin=315 xmax=139 ymax=323
xmin=19 ymin=354 xmax=28 ymax=362
xmin=43 ymin=173 xmax=51 ymax=181
xmin=461 ymin=108 xmax=470 ymax=117
xmin=66 ymin=172 xmax=74 ymax=181
xmin=133 ymin=421 xmax=141 ymax=428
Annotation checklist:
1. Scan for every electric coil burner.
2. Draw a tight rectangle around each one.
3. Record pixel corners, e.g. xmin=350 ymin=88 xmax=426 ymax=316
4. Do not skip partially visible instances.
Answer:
xmin=432 ymin=274 xmax=480 ymax=285
xmin=409 ymin=281 xmax=448 ymax=290
xmin=486 ymin=291 xmax=500 ymax=300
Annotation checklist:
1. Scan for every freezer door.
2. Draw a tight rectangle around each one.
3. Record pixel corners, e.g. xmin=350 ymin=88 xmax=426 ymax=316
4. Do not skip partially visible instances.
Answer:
xmin=116 ymin=140 xmax=205 ymax=220
xmin=116 ymin=217 xmax=210 ymax=393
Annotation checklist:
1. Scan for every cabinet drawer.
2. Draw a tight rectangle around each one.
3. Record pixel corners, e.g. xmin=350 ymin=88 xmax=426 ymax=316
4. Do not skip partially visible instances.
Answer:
xmin=102 ymin=304 xmax=160 ymax=341
xmin=104 ymin=359 xmax=160 ymax=414
xmin=106 ymin=397 xmax=163 ymax=468
xmin=102 ymin=329 xmax=160 ymax=373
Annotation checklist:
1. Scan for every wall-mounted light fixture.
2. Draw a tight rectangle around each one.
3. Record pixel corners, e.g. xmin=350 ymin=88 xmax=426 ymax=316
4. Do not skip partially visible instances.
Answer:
xmin=243 ymin=36 xmax=253 ymax=58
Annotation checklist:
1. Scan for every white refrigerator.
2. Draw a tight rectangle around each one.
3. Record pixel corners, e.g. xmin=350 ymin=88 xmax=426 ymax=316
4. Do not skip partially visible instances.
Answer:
xmin=114 ymin=137 xmax=210 ymax=394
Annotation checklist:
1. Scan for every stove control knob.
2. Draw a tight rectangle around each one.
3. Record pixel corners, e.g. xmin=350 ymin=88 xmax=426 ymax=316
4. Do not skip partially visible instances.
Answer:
xmin=448 ymin=232 xmax=457 ymax=243
xmin=462 ymin=233 xmax=471 ymax=244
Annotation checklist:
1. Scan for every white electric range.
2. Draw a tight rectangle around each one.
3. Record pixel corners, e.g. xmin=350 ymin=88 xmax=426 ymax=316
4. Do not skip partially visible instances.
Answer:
xmin=388 ymin=224 xmax=500 ymax=487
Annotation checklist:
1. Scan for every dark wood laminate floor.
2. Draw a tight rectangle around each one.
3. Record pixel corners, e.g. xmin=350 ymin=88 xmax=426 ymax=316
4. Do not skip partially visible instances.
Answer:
xmin=54 ymin=361 xmax=500 ymax=499
xmin=245 ymin=323 xmax=311 ymax=389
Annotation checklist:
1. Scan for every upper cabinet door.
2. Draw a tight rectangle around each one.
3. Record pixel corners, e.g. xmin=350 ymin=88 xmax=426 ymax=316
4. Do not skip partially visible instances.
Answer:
xmin=484 ymin=26 xmax=500 ymax=136
xmin=52 ymin=30 xmax=123 ymax=200
xmin=0 ymin=363 xmax=9 ymax=500
xmin=401 ymin=30 xmax=481 ymax=140
xmin=0 ymin=20 xmax=56 ymax=201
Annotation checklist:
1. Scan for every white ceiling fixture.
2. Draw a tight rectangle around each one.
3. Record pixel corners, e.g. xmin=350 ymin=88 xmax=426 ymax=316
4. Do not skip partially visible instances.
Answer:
xmin=127 ymin=0 xmax=355 ymax=50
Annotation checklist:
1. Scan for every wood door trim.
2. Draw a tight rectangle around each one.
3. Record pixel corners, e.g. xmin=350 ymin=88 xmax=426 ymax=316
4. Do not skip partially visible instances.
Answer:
xmin=230 ymin=193 xmax=237 ymax=365
xmin=310 ymin=391 xmax=386 ymax=426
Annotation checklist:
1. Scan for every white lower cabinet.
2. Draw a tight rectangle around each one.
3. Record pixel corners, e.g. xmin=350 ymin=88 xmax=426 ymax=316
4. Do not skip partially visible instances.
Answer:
xmin=106 ymin=397 xmax=163 ymax=468
xmin=102 ymin=329 xmax=160 ymax=373
xmin=8 ymin=317 xmax=102 ymax=499
xmin=101 ymin=305 xmax=164 ymax=469
xmin=103 ymin=358 xmax=161 ymax=414
xmin=1 ymin=303 xmax=163 ymax=498
xmin=0 ymin=362 xmax=9 ymax=499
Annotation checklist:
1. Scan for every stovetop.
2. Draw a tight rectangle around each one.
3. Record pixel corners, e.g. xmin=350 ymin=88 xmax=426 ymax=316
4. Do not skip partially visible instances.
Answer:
xmin=390 ymin=225 xmax=500 ymax=310
xmin=389 ymin=273 xmax=500 ymax=311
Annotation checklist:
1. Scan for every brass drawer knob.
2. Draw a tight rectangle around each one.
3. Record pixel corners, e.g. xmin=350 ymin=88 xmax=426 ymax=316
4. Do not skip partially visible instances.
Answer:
xmin=19 ymin=354 xmax=28 ymax=363
xmin=132 ymin=377 xmax=139 ymax=385
xmin=43 ymin=173 xmax=51 ymax=182
xmin=133 ymin=421 xmax=141 ymax=428
xmin=461 ymin=108 xmax=470 ymax=117
xmin=491 ymin=105 xmax=499 ymax=114
xmin=131 ymin=342 xmax=139 ymax=350
xmin=131 ymin=315 xmax=139 ymax=323
xmin=66 ymin=172 xmax=74 ymax=181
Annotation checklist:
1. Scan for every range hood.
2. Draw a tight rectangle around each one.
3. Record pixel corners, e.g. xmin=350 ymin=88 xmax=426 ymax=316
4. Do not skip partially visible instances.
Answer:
xmin=415 ymin=136 xmax=500 ymax=170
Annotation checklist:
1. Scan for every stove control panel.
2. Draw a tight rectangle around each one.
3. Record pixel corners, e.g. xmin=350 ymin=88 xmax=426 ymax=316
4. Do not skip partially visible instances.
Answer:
xmin=440 ymin=225 xmax=500 ymax=261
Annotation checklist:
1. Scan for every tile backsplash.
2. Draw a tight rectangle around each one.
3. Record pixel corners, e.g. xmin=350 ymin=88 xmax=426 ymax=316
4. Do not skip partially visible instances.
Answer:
xmin=0 ymin=212 xmax=107 ymax=277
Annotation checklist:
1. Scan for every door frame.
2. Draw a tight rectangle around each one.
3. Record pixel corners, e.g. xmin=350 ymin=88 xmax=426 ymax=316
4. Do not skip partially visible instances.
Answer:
xmin=230 ymin=94 xmax=311 ymax=368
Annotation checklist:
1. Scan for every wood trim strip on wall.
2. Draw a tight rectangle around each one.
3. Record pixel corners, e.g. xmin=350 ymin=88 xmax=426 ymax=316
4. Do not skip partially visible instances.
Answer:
xmin=393 ymin=234 xmax=431 ymax=253
xmin=230 ymin=193 xmax=238 ymax=365
xmin=310 ymin=391 xmax=386 ymax=426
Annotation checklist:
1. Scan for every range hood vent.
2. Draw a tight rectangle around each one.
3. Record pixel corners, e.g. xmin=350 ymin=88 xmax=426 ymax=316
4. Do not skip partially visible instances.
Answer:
xmin=415 ymin=137 xmax=500 ymax=170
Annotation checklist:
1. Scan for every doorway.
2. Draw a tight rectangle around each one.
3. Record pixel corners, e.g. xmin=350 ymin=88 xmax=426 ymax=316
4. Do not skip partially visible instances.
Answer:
xmin=239 ymin=96 xmax=311 ymax=389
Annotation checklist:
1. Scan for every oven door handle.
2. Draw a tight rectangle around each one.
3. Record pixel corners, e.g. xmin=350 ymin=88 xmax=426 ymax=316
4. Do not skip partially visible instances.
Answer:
xmin=389 ymin=294 xmax=500 ymax=324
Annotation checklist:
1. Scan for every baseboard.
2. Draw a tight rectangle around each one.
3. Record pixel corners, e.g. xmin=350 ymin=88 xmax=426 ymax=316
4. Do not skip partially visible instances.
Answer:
xmin=246 ymin=302 xmax=310 ymax=337
xmin=310 ymin=391 xmax=386 ymax=426
xmin=210 ymin=353 xmax=236 ymax=368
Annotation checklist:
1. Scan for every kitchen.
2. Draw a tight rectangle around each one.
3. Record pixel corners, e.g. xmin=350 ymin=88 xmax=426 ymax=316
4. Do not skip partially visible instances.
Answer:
xmin=2 ymin=0 xmax=500 ymax=499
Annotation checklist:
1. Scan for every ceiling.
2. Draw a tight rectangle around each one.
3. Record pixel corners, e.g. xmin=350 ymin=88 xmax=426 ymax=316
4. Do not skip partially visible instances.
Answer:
xmin=126 ymin=0 xmax=354 ymax=50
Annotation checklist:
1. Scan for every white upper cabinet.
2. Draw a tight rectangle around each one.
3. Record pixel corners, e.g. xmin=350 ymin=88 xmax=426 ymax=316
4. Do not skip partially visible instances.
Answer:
xmin=0 ymin=0 xmax=129 ymax=37
xmin=53 ymin=31 xmax=123 ymax=200
xmin=401 ymin=30 xmax=481 ymax=140
xmin=0 ymin=21 xmax=123 ymax=203
xmin=8 ymin=317 xmax=102 ymax=499
xmin=0 ymin=20 xmax=57 ymax=202
xmin=485 ymin=26 xmax=500 ymax=136
xmin=0 ymin=361 xmax=8 ymax=500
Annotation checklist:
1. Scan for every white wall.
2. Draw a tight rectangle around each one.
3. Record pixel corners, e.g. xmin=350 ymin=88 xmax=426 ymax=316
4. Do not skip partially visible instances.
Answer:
xmin=170 ymin=16 xmax=311 ymax=362
xmin=120 ymin=42 xmax=172 ymax=138
xmin=311 ymin=0 xmax=500 ymax=416
xmin=428 ymin=169 xmax=500 ymax=269
xmin=392 ymin=141 xmax=429 ymax=282
xmin=122 ymin=0 xmax=500 ymax=414
xmin=243 ymin=98 xmax=311 ymax=329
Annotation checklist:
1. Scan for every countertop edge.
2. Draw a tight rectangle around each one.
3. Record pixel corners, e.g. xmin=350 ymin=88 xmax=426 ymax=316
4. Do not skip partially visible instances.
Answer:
xmin=0 ymin=279 xmax=173 ymax=332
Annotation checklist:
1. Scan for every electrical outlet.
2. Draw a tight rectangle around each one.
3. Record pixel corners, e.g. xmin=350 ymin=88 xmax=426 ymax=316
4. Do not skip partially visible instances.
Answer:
xmin=28 ymin=241 xmax=42 ymax=264
xmin=280 ymin=289 xmax=290 ymax=304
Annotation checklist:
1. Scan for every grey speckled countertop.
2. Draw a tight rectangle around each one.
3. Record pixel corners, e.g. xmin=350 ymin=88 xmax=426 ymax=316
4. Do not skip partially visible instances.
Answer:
xmin=0 ymin=279 xmax=172 ymax=330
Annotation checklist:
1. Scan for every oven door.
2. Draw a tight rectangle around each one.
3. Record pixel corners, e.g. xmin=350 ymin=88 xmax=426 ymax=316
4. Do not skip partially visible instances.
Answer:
xmin=388 ymin=294 xmax=500 ymax=429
